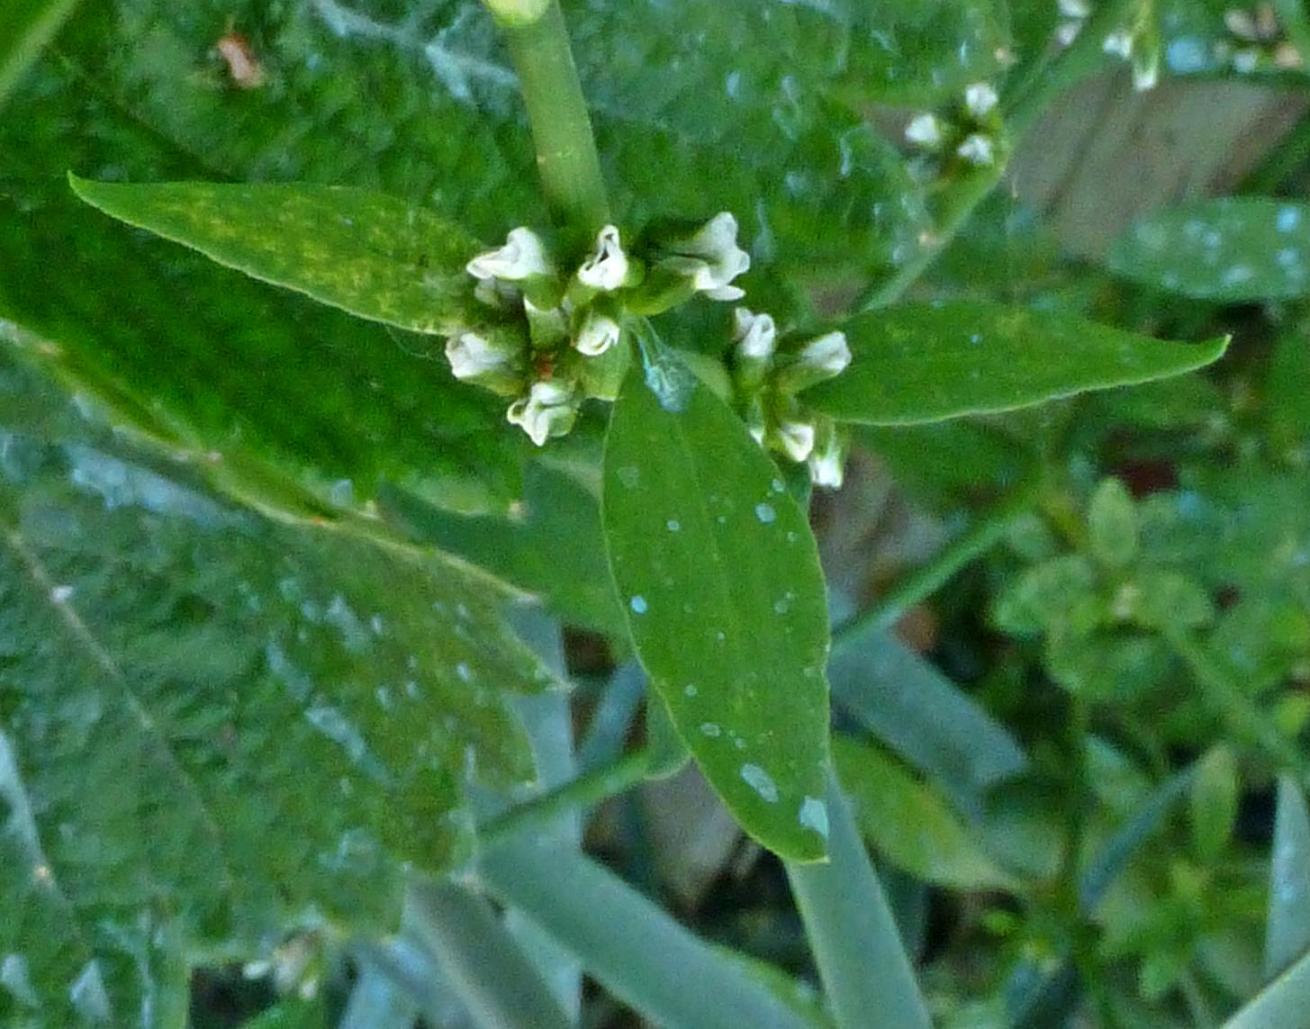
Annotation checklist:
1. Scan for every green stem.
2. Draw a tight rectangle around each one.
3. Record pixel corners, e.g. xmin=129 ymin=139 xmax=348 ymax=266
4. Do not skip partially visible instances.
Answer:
xmin=479 ymin=746 xmax=652 ymax=848
xmin=493 ymin=0 xmax=610 ymax=238
xmin=831 ymin=472 xmax=1041 ymax=649
xmin=854 ymin=0 xmax=1138 ymax=313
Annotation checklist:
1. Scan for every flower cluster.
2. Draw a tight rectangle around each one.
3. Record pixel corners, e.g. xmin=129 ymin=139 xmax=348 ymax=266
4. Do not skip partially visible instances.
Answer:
xmin=447 ymin=215 xmax=752 ymax=446
xmin=727 ymin=308 xmax=851 ymax=489
xmin=903 ymin=82 xmax=1005 ymax=176
xmin=1219 ymin=4 xmax=1303 ymax=73
xmin=1054 ymin=0 xmax=1161 ymax=91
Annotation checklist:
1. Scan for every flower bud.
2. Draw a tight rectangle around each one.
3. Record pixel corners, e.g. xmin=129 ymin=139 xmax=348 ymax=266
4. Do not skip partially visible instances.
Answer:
xmin=577 ymin=225 xmax=630 ymax=292
xmin=657 ymin=212 xmax=751 ymax=300
xmin=964 ymin=82 xmax=999 ymax=120
xmin=904 ymin=113 xmax=944 ymax=149
xmin=1058 ymin=0 xmax=1090 ymax=17
xmin=506 ymin=380 xmax=579 ymax=446
xmin=773 ymin=419 xmax=816 ymax=463
xmin=575 ymin=308 xmax=622 ymax=356
xmin=731 ymin=307 xmax=777 ymax=396
xmin=807 ymin=420 xmax=847 ymax=490
xmin=467 ymin=227 xmax=552 ymax=282
xmin=1102 ymin=30 xmax=1134 ymax=58
xmin=956 ymin=133 xmax=996 ymax=167
xmin=445 ymin=329 xmax=525 ymax=396
xmin=773 ymin=330 xmax=851 ymax=395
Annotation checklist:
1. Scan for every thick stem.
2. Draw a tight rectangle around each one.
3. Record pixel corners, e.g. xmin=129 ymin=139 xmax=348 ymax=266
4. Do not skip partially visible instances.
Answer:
xmin=494 ymin=0 xmax=610 ymax=239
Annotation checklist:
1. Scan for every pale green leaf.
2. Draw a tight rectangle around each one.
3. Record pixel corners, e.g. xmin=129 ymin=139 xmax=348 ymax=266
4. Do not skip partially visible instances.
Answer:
xmin=602 ymin=333 xmax=831 ymax=861
xmin=1224 ymin=945 xmax=1310 ymax=1029
xmin=833 ymin=737 xmax=1019 ymax=891
xmin=1266 ymin=776 xmax=1310 ymax=979
xmin=1189 ymin=745 xmax=1239 ymax=861
xmin=1108 ymin=199 xmax=1310 ymax=302
xmin=1088 ymin=478 xmax=1138 ymax=570
xmin=804 ymin=302 xmax=1229 ymax=425
xmin=70 ymin=176 xmax=485 ymax=337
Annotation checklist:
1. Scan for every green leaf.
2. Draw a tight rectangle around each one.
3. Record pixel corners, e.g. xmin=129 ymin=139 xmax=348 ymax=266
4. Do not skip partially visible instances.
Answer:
xmin=0 ymin=0 xmax=80 ymax=104
xmin=1108 ymin=199 xmax=1310 ymax=302
xmin=833 ymin=737 xmax=1019 ymax=891
xmin=1189 ymin=745 xmax=1239 ymax=861
xmin=1266 ymin=776 xmax=1310 ymax=979
xmin=804 ymin=302 xmax=1229 ymax=425
xmin=1224 ymin=946 xmax=1310 ymax=1029
xmin=70 ymin=176 xmax=485 ymax=337
xmin=784 ymin=773 xmax=931 ymax=1029
xmin=1088 ymin=478 xmax=1138 ymax=570
xmin=601 ymin=334 xmax=831 ymax=861
xmin=0 ymin=182 xmax=518 ymax=522
xmin=479 ymin=838 xmax=816 ymax=1029
xmin=0 ymin=355 xmax=549 ymax=1021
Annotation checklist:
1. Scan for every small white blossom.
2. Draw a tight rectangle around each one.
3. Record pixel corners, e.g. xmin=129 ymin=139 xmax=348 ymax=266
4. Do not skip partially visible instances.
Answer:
xmin=1058 ymin=0 xmax=1091 ymax=17
xmin=1132 ymin=52 xmax=1160 ymax=91
xmin=577 ymin=225 xmax=630 ymax=291
xmin=575 ymin=310 xmax=622 ymax=356
xmin=1103 ymin=30 xmax=1134 ymax=58
xmin=1232 ymin=47 xmax=1261 ymax=72
xmin=795 ymin=331 xmax=851 ymax=378
xmin=446 ymin=331 xmax=509 ymax=380
xmin=733 ymin=307 xmax=777 ymax=362
xmin=506 ymin=380 xmax=577 ymax=446
xmin=964 ymin=82 xmax=999 ymax=119
xmin=904 ymin=113 xmax=944 ymax=148
xmin=662 ymin=212 xmax=751 ymax=300
xmin=956 ymin=133 xmax=996 ymax=166
xmin=1055 ymin=20 xmax=1083 ymax=46
xmin=808 ymin=431 xmax=845 ymax=489
xmin=467 ymin=227 xmax=551 ymax=282
xmin=1224 ymin=8 xmax=1260 ymax=40
xmin=776 ymin=420 xmax=816 ymax=462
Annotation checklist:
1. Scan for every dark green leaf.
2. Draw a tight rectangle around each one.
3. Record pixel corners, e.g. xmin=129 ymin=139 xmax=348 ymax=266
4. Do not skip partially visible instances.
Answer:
xmin=1108 ymin=199 xmax=1310 ymax=302
xmin=833 ymin=737 xmax=1019 ymax=891
xmin=602 ymin=337 xmax=831 ymax=861
xmin=70 ymin=176 xmax=485 ymax=336
xmin=0 ymin=0 xmax=80 ymax=103
xmin=805 ymin=302 xmax=1229 ymax=425
xmin=0 ymin=354 xmax=549 ymax=1022
xmin=1266 ymin=776 xmax=1310 ymax=979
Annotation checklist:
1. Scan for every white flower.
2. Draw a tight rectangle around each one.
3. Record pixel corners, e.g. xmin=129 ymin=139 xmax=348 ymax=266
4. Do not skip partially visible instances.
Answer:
xmin=775 ymin=420 xmax=816 ymax=462
xmin=1132 ymin=51 xmax=1160 ymax=91
xmin=1058 ymin=0 xmax=1091 ymax=17
xmin=1102 ymin=30 xmax=1134 ymax=58
xmin=808 ymin=432 xmax=845 ymax=489
xmin=956 ymin=133 xmax=996 ymax=166
xmin=964 ymin=82 xmax=999 ymax=119
xmin=506 ymin=380 xmax=577 ymax=446
xmin=575 ymin=310 xmax=622 ymax=356
xmin=904 ymin=113 xmax=944 ymax=148
xmin=446 ymin=331 xmax=509 ymax=380
xmin=733 ymin=307 xmax=777 ymax=362
xmin=663 ymin=212 xmax=751 ymax=300
xmin=467 ymin=227 xmax=552 ymax=282
xmin=795 ymin=331 xmax=850 ymax=378
xmin=577 ymin=225 xmax=629 ymax=291
xmin=1055 ymin=20 xmax=1083 ymax=46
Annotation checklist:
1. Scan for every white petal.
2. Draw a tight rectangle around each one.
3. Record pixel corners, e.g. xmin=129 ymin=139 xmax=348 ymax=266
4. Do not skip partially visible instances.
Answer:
xmin=964 ymin=82 xmax=999 ymax=119
xmin=904 ymin=113 xmax=943 ymax=148
xmin=777 ymin=421 xmax=816 ymax=462
xmin=733 ymin=308 xmax=777 ymax=361
xmin=446 ymin=332 xmax=506 ymax=380
xmin=1058 ymin=0 xmax=1090 ymax=17
xmin=1102 ymin=30 xmax=1134 ymax=58
xmin=467 ymin=227 xmax=551 ymax=281
xmin=956 ymin=133 xmax=996 ymax=166
xmin=575 ymin=311 xmax=622 ymax=356
xmin=577 ymin=225 xmax=629 ymax=291
xmin=796 ymin=331 xmax=851 ymax=376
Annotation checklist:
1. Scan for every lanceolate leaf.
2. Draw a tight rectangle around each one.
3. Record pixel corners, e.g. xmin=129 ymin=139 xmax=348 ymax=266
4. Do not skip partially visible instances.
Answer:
xmin=804 ymin=302 xmax=1229 ymax=425
xmin=1266 ymin=777 xmax=1310 ymax=979
xmin=0 ymin=353 xmax=551 ymax=1022
xmin=70 ymin=176 xmax=485 ymax=336
xmin=602 ymin=335 xmax=831 ymax=861
xmin=1108 ymin=199 xmax=1310 ymax=302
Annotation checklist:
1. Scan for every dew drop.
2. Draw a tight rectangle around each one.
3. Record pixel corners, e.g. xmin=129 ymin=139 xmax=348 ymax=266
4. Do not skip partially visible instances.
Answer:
xmin=771 ymin=478 xmax=785 ymax=494
xmin=683 ymin=683 xmax=698 ymax=697
xmin=755 ymin=503 xmax=776 ymax=524
xmin=799 ymin=796 xmax=830 ymax=839
xmin=666 ymin=518 xmax=681 ymax=532
xmin=700 ymin=722 xmax=722 ymax=738
xmin=630 ymin=595 xmax=648 ymax=614
xmin=740 ymin=763 xmax=779 ymax=803
xmin=49 ymin=585 xmax=74 ymax=604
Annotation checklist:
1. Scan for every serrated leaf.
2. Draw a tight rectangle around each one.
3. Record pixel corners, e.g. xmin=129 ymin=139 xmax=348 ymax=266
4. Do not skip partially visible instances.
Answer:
xmin=804 ymin=302 xmax=1229 ymax=425
xmin=601 ymin=335 xmax=831 ymax=861
xmin=1189 ymin=745 xmax=1239 ymax=861
xmin=71 ymin=177 xmax=485 ymax=336
xmin=833 ymin=737 xmax=1019 ymax=891
xmin=0 ymin=182 xmax=519 ymax=521
xmin=1088 ymin=478 xmax=1138 ymax=570
xmin=1109 ymin=199 xmax=1310 ymax=302
xmin=0 ymin=355 xmax=549 ymax=1022
xmin=0 ymin=0 xmax=80 ymax=103
xmin=1266 ymin=776 xmax=1310 ymax=979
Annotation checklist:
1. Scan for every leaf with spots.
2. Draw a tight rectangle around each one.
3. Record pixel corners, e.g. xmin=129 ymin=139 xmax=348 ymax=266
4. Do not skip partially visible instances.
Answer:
xmin=71 ymin=176 xmax=487 ymax=336
xmin=601 ymin=330 xmax=831 ymax=861
xmin=804 ymin=301 xmax=1229 ymax=425
xmin=1108 ymin=199 xmax=1310 ymax=302
xmin=0 ymin=350 xmax=551 ymax=1023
